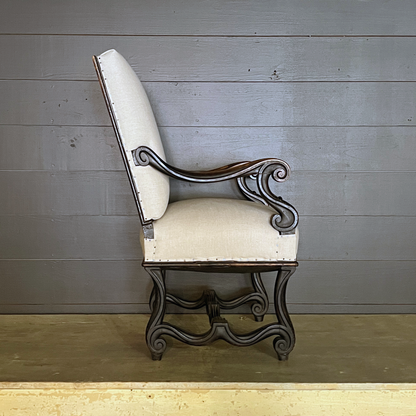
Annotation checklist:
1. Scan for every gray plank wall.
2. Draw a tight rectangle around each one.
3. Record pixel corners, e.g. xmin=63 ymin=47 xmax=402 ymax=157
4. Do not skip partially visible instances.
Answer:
xmin=0 ymin=0 xmax=415 ymax=314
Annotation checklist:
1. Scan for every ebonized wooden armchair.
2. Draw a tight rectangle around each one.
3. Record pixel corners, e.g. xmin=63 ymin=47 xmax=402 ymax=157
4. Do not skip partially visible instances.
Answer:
xmin=93 ymin=49 xmax=299 ymax=361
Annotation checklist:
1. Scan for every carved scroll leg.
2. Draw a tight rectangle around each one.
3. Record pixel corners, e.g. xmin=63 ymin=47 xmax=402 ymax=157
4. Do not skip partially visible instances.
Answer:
xmin=250 ymin=272 xmax=269 ymax=322
xmin=273 ymin=266 xmax=296 ymax=361
xmin=145 ymin=267 xmax=168 ymax=361
xmin=148 ymin=286 xmax=156 ymax=313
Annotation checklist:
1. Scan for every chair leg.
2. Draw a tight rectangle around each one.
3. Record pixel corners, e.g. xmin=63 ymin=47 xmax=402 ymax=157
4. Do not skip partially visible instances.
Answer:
xmin=148 ymin=286 xmax=155 ymax=313
xmin=145 ymin=267 xmax=168 ymax=361
xmin=250 ymin=272 xmax=269 ymax=322
xmin=273 ymin=266 xmax=296 ymax=361
xmin=144 ymin=265 xmax=297 ymax=361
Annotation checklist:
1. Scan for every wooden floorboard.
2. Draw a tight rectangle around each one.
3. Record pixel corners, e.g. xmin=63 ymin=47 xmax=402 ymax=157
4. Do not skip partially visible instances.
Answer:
xmin=1 ymin=314 xmax=416 ymax=383
xmin=1 ymin=314 xmax=416 ymax=415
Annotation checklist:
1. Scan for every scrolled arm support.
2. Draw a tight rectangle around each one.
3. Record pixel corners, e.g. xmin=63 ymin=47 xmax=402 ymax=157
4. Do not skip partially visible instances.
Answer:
xmin=237 ymin=162 xmax=299 ymax=234
xmin=132 ymin=146 xmax=298 ymax=233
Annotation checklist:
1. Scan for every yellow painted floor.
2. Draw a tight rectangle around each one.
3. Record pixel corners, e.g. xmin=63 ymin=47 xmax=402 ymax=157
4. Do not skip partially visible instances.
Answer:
xmin=0 ymin=314 xmax=415 ymax=383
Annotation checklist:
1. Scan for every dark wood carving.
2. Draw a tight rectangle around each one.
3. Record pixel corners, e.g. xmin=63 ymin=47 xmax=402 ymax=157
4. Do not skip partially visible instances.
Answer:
xmin=132 ymin=146 xmax=298 ymax=234
xmin=93 ymin=54 xmax=299 ymax=361
xmin=146 ymin=265 xmax=297 ymax=361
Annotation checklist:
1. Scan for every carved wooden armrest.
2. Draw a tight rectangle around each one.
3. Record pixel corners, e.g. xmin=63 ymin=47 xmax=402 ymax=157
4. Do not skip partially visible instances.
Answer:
xmin=132 ymin=146 xmax=298 ymax=234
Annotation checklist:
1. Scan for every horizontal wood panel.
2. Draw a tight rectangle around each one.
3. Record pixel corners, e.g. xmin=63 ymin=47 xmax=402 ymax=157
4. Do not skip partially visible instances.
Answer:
xmin=1 ymin=260 xmax=416 ymax=314
xmin=2 ymin=171 xmax=416 ymax=216
xmin=2 ymin=36 xmax=416 ymax=82
xmin=0 ymin=215 xmax=415 ymax=261
xmin=1 ymin=80 xmax=415 ymax=127
xmin=288 ymin=260 xmax=416 ymax=306
xmin=0 ymin=171 xmax=137 ymax=216
xmin=0 ymin=260 xmax=148 ymax=306
xmin=1 ymin=0 xmax=415 ymax=35
xmin=2 ymin=125 xmax=416 ymax=172
xmin=299 ymin=216 xmax=416 ymax=261
xmin=0 ymin=304 xmax=143 ymax=314
xmin=290 ymin=304 xmax=416 ymax=314
xmin=0 ymin=126 xmax=121 ymax=171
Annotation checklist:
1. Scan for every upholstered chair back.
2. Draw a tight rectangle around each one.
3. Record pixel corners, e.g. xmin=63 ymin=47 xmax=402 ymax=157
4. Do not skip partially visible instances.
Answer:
xmin=96 ymin=49 xmax=169 ymax=221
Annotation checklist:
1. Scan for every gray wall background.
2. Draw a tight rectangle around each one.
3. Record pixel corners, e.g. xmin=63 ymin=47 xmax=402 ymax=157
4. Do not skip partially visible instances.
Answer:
xmin=1 ymin=0 xmax=415 ymax=314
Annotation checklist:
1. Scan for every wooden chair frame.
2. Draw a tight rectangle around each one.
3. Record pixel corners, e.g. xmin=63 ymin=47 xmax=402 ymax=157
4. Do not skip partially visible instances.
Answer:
xmin=93 ymin=55 xmax=299 ymax=361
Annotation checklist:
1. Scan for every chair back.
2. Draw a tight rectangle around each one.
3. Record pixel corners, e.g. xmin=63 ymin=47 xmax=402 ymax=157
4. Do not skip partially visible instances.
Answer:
xmin=93 ymin=49 xmax=169 ymax=222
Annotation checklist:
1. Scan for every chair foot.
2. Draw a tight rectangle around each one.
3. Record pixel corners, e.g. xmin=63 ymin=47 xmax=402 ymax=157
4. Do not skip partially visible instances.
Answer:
xmin=277 ymin=353 xmax=289 ymax=361
xmin=151 ymin=352 xmax=163 ymax=361
xmin=273 ymin=331 xmax=295 ymax=361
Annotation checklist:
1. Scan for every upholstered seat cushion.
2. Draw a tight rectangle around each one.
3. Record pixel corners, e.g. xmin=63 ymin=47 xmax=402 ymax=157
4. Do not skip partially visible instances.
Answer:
xmin=141 ymin=198 xmax=298 ymax=262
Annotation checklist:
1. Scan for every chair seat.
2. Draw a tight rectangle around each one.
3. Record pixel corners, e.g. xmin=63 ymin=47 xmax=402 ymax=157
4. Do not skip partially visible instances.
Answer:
xmin=141 ymin=198 xmax=299 ymax=263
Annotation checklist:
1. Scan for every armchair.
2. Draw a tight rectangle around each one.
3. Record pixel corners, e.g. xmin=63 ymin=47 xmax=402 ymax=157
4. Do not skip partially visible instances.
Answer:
xmin=93 ymin=49 xmax=299 ymax=361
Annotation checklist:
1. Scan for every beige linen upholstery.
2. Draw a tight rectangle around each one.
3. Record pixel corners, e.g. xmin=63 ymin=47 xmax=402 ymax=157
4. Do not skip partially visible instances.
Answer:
xmin=98 ymin=49 xmax=298 ymax=264
xmin=141 ymin=198 xmax=299 ymax=262
xmin=97 ymin=49 xmax=169 ymax=221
